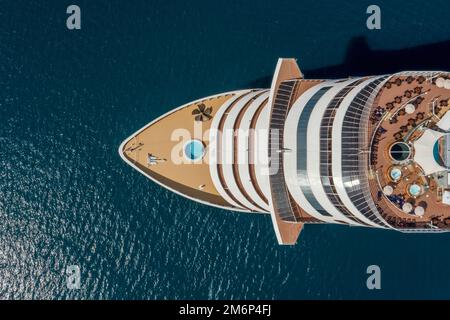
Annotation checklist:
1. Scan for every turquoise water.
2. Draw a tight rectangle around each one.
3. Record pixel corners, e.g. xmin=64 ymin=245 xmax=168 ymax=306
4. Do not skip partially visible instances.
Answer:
xmin=2 ymin=0 xmax=450 ymax=299
xmin=409 ymin=184 xmax=421 ymax=197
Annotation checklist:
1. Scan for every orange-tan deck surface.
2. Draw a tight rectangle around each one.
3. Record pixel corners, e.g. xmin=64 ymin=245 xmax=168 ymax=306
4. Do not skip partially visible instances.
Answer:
xmin=368 ymin=73 xmax=450 ymax=229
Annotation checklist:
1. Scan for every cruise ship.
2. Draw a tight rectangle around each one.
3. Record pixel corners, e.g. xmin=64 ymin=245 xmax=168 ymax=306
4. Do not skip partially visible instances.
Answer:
xmin=119 ymin=58 xmax=450 ymax=245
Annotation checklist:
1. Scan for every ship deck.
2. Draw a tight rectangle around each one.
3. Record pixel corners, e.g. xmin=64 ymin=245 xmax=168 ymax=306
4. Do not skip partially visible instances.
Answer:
xmin=120 ymin=93 xmax=238 ymax=209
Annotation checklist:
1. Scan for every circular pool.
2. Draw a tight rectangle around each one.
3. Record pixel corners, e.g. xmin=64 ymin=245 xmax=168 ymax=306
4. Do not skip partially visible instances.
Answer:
xmin=389 ymin=167 xmax=402 ymax=181
xmin=184 ymin=140 xmax=205 ymax=161
xmin=408 ymin=184 xmax=422 ymax=197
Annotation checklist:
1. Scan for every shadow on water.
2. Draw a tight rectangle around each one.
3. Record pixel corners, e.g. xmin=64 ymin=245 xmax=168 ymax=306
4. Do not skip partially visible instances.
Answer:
xmin=248 ymin=36 xmax=450 ymax=87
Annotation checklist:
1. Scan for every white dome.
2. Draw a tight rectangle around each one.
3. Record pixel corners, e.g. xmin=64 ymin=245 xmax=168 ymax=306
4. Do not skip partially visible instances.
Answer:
xmin=414 ymin=206 xmax=425 ymax=217
xmin=436 ymin=77 xmax=445 ymax=88
xmin=402 ymin=202 xmax=413 ymax=213
xmin=383 ymin=185 xmax=393 ymax=195
xmin=405 ymin=103 xmax=415 ymax=114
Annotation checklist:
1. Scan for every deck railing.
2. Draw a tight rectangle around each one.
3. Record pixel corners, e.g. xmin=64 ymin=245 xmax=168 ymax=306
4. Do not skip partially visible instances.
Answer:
xmin=268 ymin=80 xmax=301 ymax=222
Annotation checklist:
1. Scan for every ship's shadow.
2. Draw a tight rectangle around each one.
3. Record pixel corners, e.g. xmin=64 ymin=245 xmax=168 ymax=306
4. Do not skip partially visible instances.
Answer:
xmin=248 ymin=36 xmax=450 ymax=87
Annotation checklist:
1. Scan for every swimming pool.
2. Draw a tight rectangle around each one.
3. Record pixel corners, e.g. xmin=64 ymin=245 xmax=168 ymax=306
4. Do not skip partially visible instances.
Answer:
xmin=390 ymin=167 xmax=402 ymax=181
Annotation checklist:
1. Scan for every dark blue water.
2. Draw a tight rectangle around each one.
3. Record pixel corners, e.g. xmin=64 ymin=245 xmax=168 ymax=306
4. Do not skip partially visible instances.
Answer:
xmin=1 ymin=0 xmax=450 ymax=299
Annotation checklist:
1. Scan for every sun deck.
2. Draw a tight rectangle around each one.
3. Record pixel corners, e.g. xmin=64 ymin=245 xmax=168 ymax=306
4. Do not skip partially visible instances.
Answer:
xmin=119 ymin=92 xmax=242 ymax=209
xmin=368 ymin=73 xmax=450 ymax=230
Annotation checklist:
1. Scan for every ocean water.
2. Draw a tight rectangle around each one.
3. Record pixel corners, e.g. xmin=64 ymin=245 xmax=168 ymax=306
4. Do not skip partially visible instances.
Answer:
xmin=1 ymin=0 xmax=450 ymax=299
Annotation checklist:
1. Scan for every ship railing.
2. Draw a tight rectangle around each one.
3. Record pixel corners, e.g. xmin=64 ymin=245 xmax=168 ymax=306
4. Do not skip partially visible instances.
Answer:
xmin=268 ymin=79 xmax=301 ymax=222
